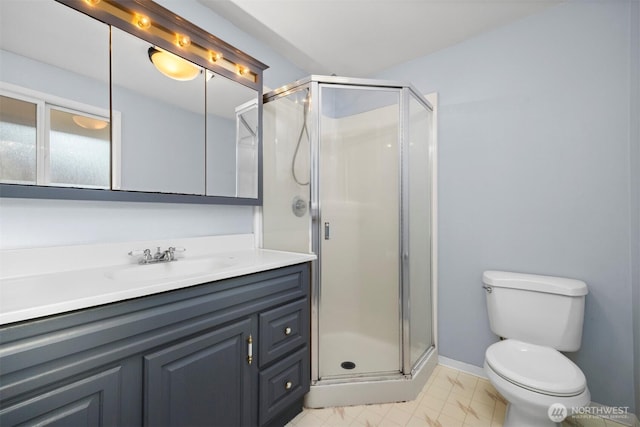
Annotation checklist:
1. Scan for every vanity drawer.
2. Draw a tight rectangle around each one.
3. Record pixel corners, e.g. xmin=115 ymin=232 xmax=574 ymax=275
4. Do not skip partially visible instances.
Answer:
xmin=259 ymin=298 xmax=308 ymax=367
xmin=259 ymin=347 xmax=309 ymax=426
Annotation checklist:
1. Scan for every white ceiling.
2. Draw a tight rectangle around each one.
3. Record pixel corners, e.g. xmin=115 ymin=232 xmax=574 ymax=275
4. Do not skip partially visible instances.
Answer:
xmin=199 ymin=0 xmax=563 ymax=77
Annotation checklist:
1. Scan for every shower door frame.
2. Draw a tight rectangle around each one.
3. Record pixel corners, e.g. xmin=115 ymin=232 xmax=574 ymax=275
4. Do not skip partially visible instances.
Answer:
xmin=314 ymin=82 xmax=404 ymax=380
xmin=263 ymin=75 xmax=435 ymax=386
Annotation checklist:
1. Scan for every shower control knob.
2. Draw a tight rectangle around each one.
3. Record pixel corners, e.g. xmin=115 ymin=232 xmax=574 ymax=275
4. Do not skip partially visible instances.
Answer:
xmin=284 ymin=381 xmax=293 ymax=390
xmin=284 ymin=327 xmax=292 ymax=335
xmin=292 ymin=196 xmax=307 ymax=217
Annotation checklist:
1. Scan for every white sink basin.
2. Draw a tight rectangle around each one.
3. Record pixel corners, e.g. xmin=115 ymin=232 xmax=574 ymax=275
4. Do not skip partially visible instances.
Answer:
xmin=106 ymin=257 xmax=236 ymax=282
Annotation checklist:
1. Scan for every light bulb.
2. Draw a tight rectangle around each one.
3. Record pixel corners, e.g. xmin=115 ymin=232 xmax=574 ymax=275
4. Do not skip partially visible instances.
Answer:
xmin=210 ymin=51 xmax=222 ymax=62
xmin=176 ymin=34 xmax=191 ymax=48
xmin=135 ymin=14 xmax=151 ymax=29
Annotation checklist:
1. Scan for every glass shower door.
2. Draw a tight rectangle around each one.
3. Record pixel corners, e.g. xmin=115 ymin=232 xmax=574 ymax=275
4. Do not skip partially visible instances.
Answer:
xmin=318 ymin=85 xmax=401 ymax=379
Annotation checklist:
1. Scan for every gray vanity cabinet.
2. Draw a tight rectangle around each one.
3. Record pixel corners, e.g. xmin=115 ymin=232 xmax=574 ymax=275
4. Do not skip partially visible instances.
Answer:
xmin=0 ymin=263 xmax=310 ymax=427
xmin=144 ymin=318 xmax=253 ymax=427
xmin=0 ymin=364 xmax=126 ymax=426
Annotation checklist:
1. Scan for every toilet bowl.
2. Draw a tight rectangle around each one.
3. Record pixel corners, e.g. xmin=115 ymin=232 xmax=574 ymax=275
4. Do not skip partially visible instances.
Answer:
xmin=482 ymin=271 xmax=591 ymax=427
xmin=484 ymin=339 xmax=590 ymax=427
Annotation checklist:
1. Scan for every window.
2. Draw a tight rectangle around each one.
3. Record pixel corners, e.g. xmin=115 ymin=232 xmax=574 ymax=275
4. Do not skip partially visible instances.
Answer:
xmin=0 ymin=85 xmax=118 ymax=189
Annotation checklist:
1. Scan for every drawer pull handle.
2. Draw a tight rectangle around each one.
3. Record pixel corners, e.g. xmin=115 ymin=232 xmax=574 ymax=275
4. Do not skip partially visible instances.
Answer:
xmin=284 ymin=327 xmax=292 ymax=336
xmin=285 ymin=381 xmax=293 ymax=390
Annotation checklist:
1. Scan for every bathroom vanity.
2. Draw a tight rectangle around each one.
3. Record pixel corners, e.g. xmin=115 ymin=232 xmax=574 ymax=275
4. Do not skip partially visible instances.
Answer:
xmin=0 ymin=235 xmax=314 ymax=427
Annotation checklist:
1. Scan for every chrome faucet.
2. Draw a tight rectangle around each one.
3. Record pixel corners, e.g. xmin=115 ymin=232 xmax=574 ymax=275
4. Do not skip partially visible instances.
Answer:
xmin=129 ymin=247 xmax=185 ymax=264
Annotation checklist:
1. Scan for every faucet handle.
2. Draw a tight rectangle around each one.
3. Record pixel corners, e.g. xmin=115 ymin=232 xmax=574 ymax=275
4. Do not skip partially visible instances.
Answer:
xmin=129 ymin=249 xmax=152 ymax=263
xmin=167 ymin=247 xmax=185 ymax=260
xmin=128 ymin=249 xmax=150 ymax=257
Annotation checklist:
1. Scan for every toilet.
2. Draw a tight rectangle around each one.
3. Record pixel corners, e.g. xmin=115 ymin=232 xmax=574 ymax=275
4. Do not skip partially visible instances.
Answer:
xmin=482 ymin=271 xmax=590 ymax=427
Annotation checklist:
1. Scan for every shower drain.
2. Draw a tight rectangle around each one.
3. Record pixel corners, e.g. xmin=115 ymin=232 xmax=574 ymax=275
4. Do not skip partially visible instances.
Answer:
xmin=341 ymin=361 xmax=356 ymax=370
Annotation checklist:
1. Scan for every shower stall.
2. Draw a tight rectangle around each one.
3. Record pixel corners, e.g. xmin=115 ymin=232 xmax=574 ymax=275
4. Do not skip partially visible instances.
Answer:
xmin=261 ymin=76 xmax=436 ymax=407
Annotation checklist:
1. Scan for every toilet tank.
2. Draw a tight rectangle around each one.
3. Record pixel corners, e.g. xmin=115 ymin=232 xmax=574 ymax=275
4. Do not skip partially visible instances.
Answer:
xmin=483 ymin=271 xmax=588 ymax=351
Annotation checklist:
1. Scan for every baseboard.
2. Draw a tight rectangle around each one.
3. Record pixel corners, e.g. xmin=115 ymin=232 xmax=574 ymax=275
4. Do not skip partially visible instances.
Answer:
xmin=581 ymin=402 xmax=640 ymax=427
xmin=437 ymin=355 xmax=486 ymax=379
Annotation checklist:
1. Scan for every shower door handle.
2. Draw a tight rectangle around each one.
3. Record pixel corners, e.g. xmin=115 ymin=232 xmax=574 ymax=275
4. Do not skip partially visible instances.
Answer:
xmin=324 ymin=222 xmax=330 ymax=240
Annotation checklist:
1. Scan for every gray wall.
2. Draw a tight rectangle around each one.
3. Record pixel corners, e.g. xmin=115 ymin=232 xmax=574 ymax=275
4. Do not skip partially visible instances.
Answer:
xmin=113 ymin=84 xmax=206 ymax=195
xmin=0 ymin=0 xmax=305 ymax=250
xmin=206 ymin=113 xmax=237 ymax=197
xmin=631 ymin=0 xmax=640 ymax=416
xmin=377 ymin=0 xmax=639 ymax=411
xmin=0 ymin=50 xmax=109 ymax=110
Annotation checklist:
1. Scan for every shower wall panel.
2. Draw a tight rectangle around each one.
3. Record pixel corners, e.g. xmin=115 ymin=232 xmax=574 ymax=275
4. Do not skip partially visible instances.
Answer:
xmin=407 ymin=94 xmax=433 ymax=368
xmin=262 ymin=91 xmax=311 ymax=253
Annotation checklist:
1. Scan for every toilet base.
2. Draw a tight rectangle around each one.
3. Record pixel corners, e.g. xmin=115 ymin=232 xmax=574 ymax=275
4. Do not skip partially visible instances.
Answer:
xmin=504 ymin=401 xmax=560 ymax=427
xmin=484 ymin=361 xmax=590 ymax=427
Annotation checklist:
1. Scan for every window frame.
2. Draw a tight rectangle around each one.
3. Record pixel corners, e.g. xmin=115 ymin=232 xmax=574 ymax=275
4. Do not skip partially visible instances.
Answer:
xmin=0 ymin=82 xmax=121 ymax=189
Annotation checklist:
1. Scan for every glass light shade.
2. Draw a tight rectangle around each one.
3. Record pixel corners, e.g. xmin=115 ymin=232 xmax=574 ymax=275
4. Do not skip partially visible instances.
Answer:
xmin=72 ymin=115 xmax=108 ymax=130
xmin=148 ymin=47 xmax=201 ymax=81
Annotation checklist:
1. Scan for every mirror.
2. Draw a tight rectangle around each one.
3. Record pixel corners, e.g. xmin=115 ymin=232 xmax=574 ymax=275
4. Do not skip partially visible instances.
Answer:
xmin=0 ymin=0 xmax=265 ymax=203
xmin=206 ymin=71 xmax=259 ymax=198
xmin=111 ymin=27 xmax=206 ymax=195
xmin=0 ymin=0 xmax=111 ymax=189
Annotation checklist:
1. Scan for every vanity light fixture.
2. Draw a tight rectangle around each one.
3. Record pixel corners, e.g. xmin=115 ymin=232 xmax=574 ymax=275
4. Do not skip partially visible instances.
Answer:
xmin=72 ymin=115 xmax=108 ymax=130
xmin=148 ymin=47 xmax=201 ymax=81
xmin=63 ymin=0 xmax=261 ymax=84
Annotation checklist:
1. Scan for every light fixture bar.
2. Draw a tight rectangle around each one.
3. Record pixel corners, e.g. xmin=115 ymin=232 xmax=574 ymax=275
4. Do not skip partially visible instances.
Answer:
xmin=67 ymin=0 xmax=262 ymax=85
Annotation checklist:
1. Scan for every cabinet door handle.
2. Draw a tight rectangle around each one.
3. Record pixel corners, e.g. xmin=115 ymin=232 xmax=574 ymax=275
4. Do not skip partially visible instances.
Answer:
xmin=284 ymin=327 xmax=292 ymax=336
xmin=284 ymin=381 xmax=293 ymax=390
xmin=247 ymin=334 xmax=253 ymax=365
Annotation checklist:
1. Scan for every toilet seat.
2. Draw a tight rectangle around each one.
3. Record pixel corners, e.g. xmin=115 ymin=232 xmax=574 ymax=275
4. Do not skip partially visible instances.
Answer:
xmin=485 ymin=339 xmax=586 ymax=397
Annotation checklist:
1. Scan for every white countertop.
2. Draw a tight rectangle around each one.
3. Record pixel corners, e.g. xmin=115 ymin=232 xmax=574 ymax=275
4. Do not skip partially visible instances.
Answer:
xmin=0 ymin=235 xmax=315 ymax=325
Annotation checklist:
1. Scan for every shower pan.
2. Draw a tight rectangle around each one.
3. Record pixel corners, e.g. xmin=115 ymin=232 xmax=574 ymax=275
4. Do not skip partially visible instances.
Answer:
xmin=261 ymin=75 xmax=436 ymax=407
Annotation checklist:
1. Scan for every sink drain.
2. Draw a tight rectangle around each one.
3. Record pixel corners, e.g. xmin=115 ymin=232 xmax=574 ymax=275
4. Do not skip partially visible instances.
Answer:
xmin=341 ymin=361 xmax=356 ymax=370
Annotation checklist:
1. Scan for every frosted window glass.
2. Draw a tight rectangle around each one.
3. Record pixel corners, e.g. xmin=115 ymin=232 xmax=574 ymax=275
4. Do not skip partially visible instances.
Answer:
xmin=49 ymin=109 xmax=110 ymax=188
xmin=0 ymin=96 xmax=36 ymax=184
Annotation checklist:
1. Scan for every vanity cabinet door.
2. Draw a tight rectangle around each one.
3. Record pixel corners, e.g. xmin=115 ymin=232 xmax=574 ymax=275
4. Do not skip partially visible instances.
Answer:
xmin=144 ymin=318 xmax=254 ymax=427
xmin=0 ymin=366 xmax=123 ymax=427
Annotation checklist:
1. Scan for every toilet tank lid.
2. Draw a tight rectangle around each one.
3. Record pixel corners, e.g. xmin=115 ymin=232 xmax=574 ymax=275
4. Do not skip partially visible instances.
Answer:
xmin=482 ymin=271 xmax=588 ymax=296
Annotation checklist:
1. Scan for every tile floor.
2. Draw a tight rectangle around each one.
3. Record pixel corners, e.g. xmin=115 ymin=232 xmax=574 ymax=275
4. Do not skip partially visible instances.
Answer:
xmin=286 ymin=364 xmax=630 ymax=427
